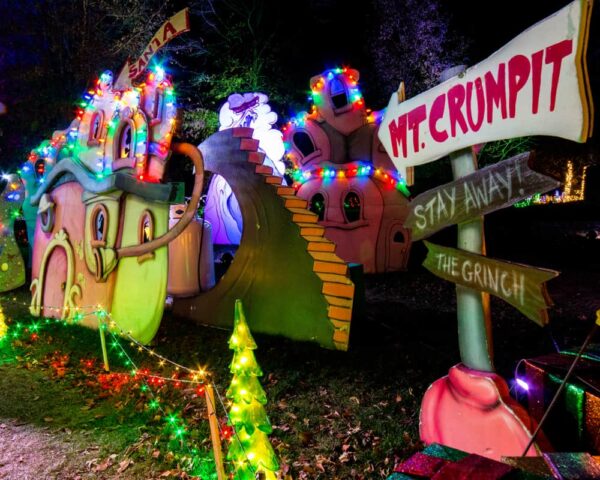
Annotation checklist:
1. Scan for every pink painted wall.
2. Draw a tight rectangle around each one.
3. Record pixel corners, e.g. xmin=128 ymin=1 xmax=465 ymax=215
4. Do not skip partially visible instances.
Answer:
xmin=31 ymin=182 xmax=114 ymax=321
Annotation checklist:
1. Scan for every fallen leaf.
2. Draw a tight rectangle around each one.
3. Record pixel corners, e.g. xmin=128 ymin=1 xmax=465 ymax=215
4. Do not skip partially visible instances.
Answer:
xmin=43 ymin=417 xmax=54 ymax=423
xmin=117 ymin=459 xmax=133 ymax=473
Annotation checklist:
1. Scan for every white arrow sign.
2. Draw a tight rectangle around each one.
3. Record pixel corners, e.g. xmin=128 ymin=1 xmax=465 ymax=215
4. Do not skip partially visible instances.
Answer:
xmin=378 ymin=0 xmax=594 ymax=179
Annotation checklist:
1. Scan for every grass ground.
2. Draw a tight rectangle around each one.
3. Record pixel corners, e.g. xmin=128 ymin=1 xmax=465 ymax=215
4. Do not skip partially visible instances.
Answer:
xmin=1 ymin=209 xmax=600 ymax=480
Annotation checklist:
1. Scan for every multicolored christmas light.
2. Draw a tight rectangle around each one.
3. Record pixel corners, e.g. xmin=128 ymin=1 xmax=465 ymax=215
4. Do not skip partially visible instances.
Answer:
xmin=290 ymin=162 xmax=410 ymax=197
xmin=226 ymin=300 xmax=279 ymax=480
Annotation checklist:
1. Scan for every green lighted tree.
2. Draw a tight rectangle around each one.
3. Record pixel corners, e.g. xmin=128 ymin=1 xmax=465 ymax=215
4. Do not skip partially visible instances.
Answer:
xmin=226 ymin=299 xmax=279 ymax=480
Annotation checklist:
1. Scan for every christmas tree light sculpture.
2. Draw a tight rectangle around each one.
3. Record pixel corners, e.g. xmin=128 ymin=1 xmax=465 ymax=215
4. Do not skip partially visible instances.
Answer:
xmin=226 ymin=300 xmax=279 ymax=480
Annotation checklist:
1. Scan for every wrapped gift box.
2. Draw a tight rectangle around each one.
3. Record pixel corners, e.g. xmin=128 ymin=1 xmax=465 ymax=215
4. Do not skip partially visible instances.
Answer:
xmin=520 ymin=346 xmax=600 ymax=454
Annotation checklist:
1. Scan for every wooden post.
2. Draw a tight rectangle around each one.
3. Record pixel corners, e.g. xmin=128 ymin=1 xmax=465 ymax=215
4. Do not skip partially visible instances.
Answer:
xmin=98 ymin=321 xmax=110 ymax=372
xmin=205 ymin=383 xmax=226 ymax=480
xmin=397 ymin=81 xmax=415 ymax=187
xmin=443 ymin=66 xmax=494 ymax=372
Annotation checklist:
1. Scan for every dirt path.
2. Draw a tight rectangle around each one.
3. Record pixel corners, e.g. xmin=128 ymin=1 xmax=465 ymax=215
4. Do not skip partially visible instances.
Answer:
xmin=0 ymin=420 xmax=84 ymax=480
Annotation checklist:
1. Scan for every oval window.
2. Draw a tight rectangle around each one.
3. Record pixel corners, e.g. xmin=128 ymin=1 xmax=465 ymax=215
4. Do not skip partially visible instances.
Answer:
xmin=90 ymin=112 xmax=104 ymax=141
xmin=91 ymin=204 xmax=108 ymax=244
xmin=118 ymin=123 xmax=133 ymax=159
xmin=40 ymin=207 xmax=54 ymax=232
xmin=330 ymin=77 xmax=348 ymax=109
xmin=343 ymin=192 xmax=361 ymax=223
xmin=153 ymin=90 xmax=164 ymax=120
xmin=394 ymin=231 xmax=405 ymax=243
xmin=309 ymin=193 xmax=326 ymax=221
xmin=139 ymin=211 xmax=154 ymax=244
xmin=293 ymin=131 xmax=316 ymax=157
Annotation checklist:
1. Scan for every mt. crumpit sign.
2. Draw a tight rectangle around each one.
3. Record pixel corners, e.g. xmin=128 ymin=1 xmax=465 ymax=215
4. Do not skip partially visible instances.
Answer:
xmin=378 ymin=0 xmax=594 ymax=179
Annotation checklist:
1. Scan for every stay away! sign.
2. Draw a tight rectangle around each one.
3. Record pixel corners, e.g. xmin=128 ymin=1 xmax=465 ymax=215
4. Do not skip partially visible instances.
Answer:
xmin=406 ymin=152 xmax=560 ymax=241
xmin=378 ymin=0 xmax=594 ymax=178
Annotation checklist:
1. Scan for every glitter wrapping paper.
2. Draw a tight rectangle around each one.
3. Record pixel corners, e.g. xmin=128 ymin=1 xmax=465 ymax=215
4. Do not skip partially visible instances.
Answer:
xmin=522 ymin=350 xmax=600 ymax=454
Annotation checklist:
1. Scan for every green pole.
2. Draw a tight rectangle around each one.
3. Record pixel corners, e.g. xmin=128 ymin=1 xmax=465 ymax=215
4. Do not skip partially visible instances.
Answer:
xmin=443 ymin=66 xmax=494 ymax=372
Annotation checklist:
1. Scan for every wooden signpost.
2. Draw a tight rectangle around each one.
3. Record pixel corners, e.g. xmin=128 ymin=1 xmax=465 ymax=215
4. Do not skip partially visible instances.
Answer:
xmin=378 ymin=0 xmax=594 ymax=181
xmin=376 ymin=0 xmax=594 ymax=459
xmin=406 ymin=152 xmax=560 ymax=241
xmin=114 ymin=8 xmax=190 ymax=88
xmin=423 ymin=242 xmax=558 ymax=326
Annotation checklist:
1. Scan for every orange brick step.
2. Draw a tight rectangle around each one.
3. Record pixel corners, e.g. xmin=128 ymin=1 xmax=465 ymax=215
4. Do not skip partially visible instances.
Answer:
xmin=277 ymin=185 xmax=296 ymax=196
xmin=288 ymin=208 xmax=318 ymax=223
xmin=325 ymin=295 xmax=353 ymax=309
xmin=309 ymin=251 xmax=346 ymax=264
xmin=313 ymin=260 xmax=348 ymax=276
xmin=305 ymin=236 xmax=335 ymax=253
xmin=297 ymin=223 xmax=325 ymax=237
xmin=255 ymin=164 xmax=273 ymax=175
xmin=328 ymin=305 xmax=352 ymax=321
xmin=264 ymin=175 xmax=283 ymax=185
xmin=248 ymin=151 xmax=265 ymax=164
xmin=281 ymin=195 xmax=308 ymax=209
xmin=330 ymin=318 xmax=351 ymax=329
xmin=322 ymin=280 xmax=354 ymax=299
xmin=333 ymin=328 xmax=350 ymax=344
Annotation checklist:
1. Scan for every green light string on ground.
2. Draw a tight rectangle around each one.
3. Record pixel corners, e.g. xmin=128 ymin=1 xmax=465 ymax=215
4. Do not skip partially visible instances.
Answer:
xmin=102 ymin=309 xmax=262 ymax=479
xmin=0 ymin=296 xmax=261 ymax=478
xmin=103 ymin=315 xmax=252 ymax=478
xmin=104 ymin=326 xmax=198 ymax=455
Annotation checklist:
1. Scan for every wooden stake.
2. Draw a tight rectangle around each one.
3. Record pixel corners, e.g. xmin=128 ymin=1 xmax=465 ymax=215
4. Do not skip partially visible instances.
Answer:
xmin=396 ymin=81 xmax=415 ymax=186
xmin=98 ymin=321 xmax=110 ymax=372
xmin=205 ymin=384 xmax=226 ymax=480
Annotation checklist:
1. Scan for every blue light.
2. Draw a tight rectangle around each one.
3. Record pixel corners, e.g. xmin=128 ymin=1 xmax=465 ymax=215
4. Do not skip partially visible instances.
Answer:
xmin=516 ymin=378 xmax=529 ymax=391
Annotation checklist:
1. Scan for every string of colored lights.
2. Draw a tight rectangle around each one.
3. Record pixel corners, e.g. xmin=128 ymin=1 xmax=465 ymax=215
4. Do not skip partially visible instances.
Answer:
xmin=103 ymin=310 xmax=256 ymax=473
xmin=290 ymin=162 xmax=411 ymax=197
xmin=104 ymin=325 xmax=202 ymax=459
xmin=0 ymin=297 xmax=256 ymax=476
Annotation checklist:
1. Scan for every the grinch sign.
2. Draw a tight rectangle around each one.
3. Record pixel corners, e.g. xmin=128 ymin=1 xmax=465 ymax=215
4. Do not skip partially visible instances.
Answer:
xmin=378 ymin=0 xmax=594 ymax=178
xmin=423 ymin=242 xmax=558 ymax=326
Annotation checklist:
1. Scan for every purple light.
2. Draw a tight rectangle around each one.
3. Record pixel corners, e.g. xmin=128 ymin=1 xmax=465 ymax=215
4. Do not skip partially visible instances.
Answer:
xmin=516 ymin=378 xmax=529 ymax=391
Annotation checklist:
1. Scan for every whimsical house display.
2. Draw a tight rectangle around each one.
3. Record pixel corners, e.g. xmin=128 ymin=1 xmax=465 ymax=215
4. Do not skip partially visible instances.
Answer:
xmin=284 ymin=67 xmax=412 ymax=273
xmin=19 ymin=136 xmax=60 ymax=253
xmin=0 ymin=174 xmax=26 ymax=292
xmin=205 ymin=92 xmax=285 ymax=245
xmin=27 ymin=66 xmax=205 ymax=344
xmin=377 ymin=0 xmax=594 ymax=461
